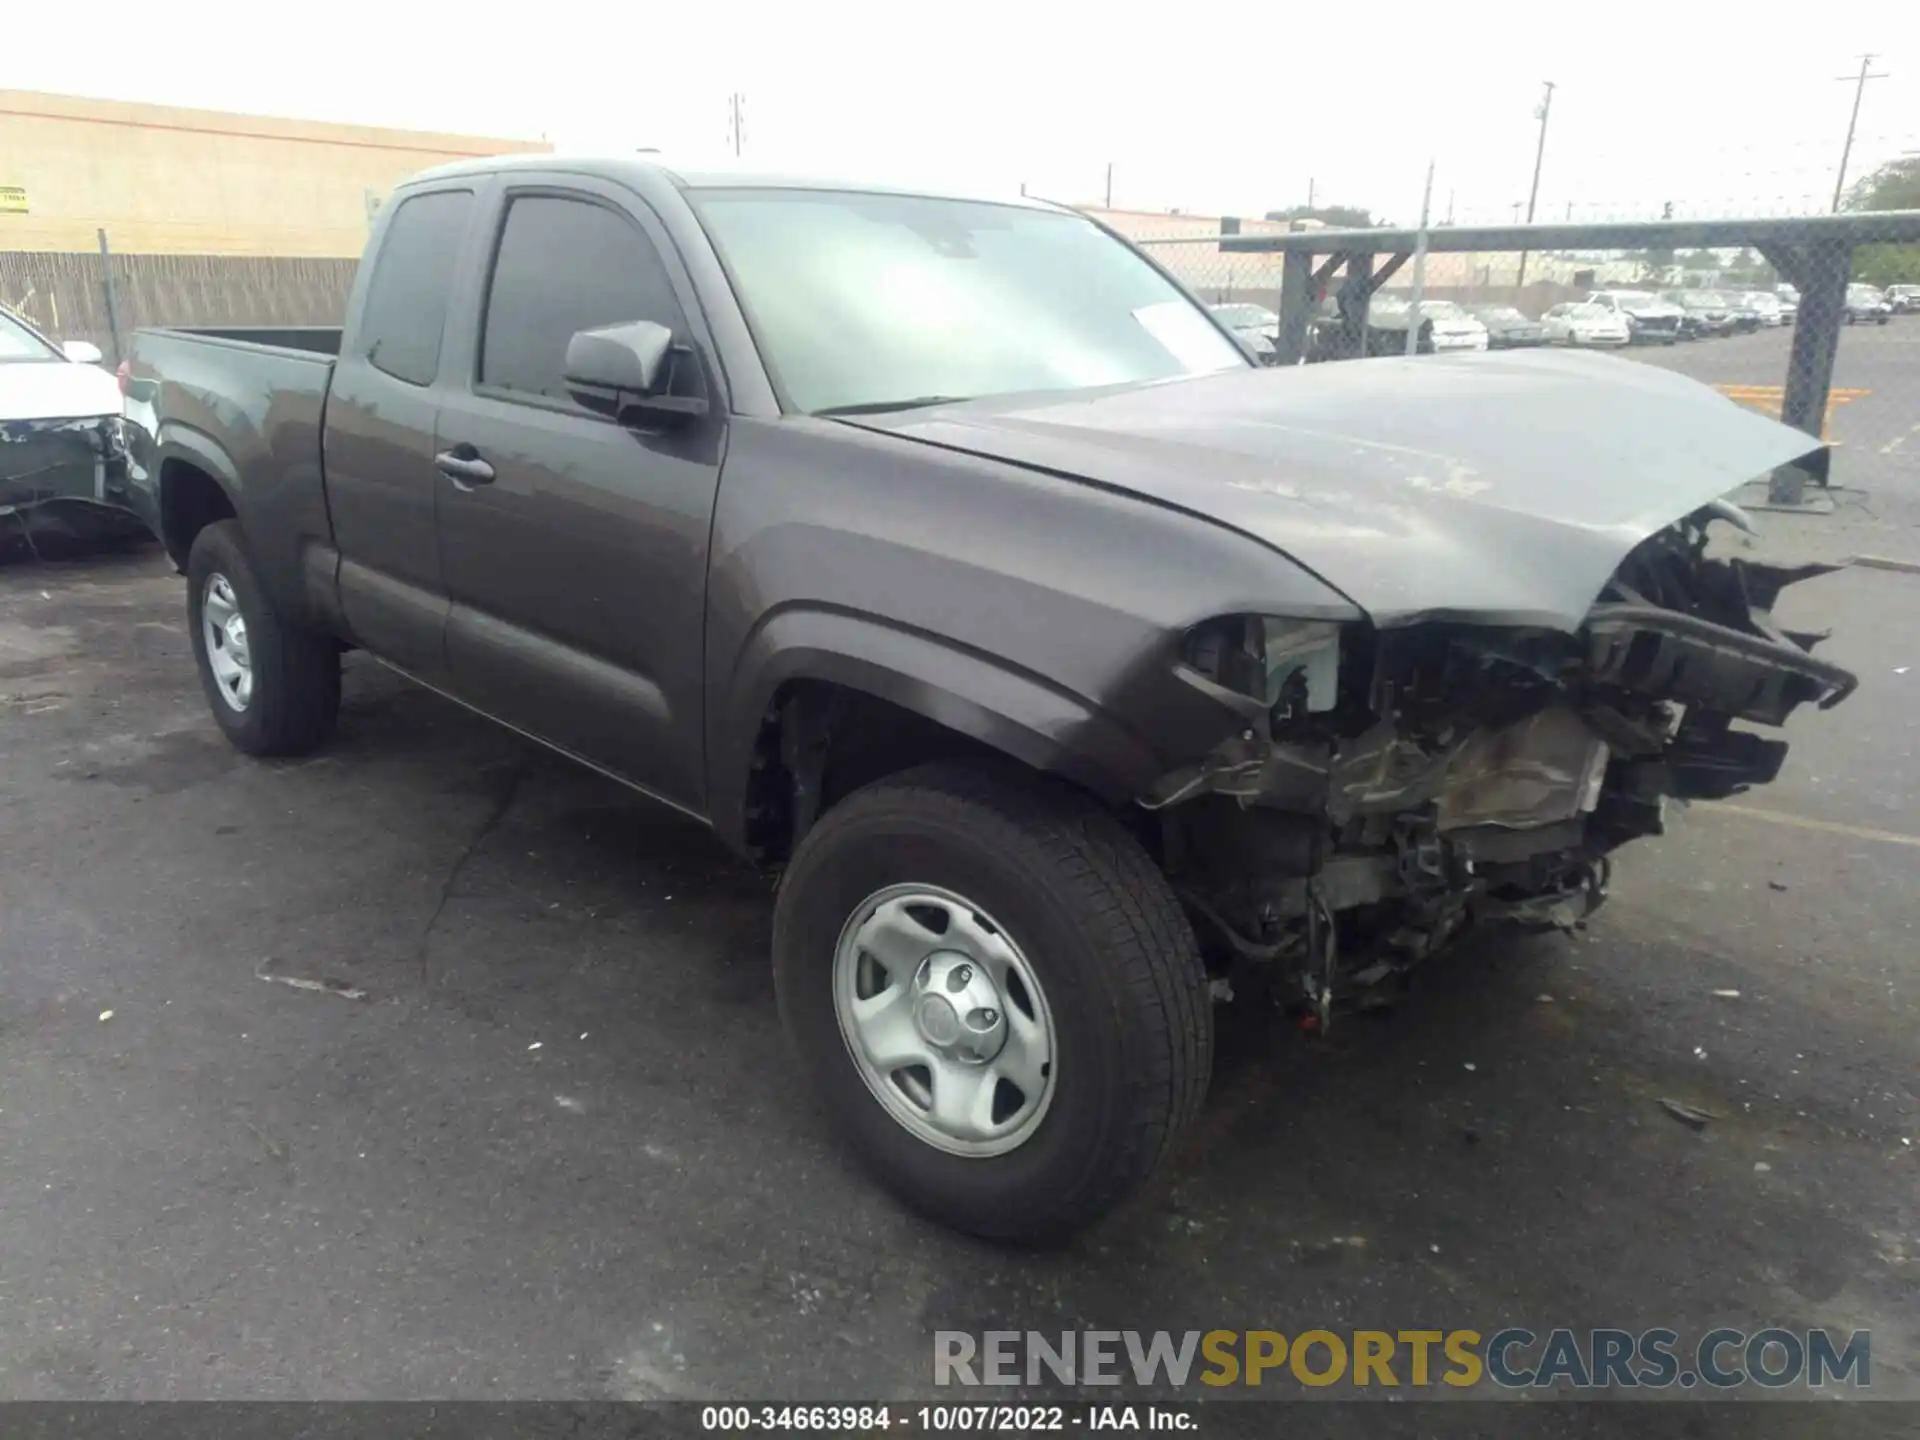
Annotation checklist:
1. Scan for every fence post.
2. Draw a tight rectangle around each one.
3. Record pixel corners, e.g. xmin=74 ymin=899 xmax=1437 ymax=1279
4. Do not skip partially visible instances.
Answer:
xmin=97 ymin=228 xmax=124 ymax=365
xmin=1405 ymin=161 xmax=1435 ymax=358
xmin=1334 ymin=252 xmax=1375 ymax=361
xmin=1276 ymin=250 xmax=1313 ymax=365
xmin=1758 ymin=237 xmax=1849 ymax=500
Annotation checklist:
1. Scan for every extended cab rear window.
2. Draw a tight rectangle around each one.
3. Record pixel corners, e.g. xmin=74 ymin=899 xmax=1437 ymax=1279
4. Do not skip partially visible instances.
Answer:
xmin=360 ymin=190 xmax=474 ymax=386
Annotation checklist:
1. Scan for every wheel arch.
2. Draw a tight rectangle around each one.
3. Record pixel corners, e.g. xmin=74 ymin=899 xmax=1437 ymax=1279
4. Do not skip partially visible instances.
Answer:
xmin=154 ymin=424 xmax=245 ymax=568
xmin=713 ymin=606 xmax=1163 ymax=861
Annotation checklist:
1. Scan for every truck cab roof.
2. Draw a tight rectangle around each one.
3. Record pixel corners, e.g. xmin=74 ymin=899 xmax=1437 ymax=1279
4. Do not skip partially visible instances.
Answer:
xmin=398 ymin=152 xmax=1055 ymax=214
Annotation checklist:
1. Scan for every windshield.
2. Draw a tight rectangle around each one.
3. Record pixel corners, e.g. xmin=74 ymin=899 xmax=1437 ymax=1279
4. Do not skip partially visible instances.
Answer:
xmin=1415 ymin=300 xmax=1465 ymax=318
xmin=1474 ymin=307 xmax=1525 ymax=322
xmin=689 ymin=189 xmax=1245 ymax=413
xmin=1610 ymin=292 xmax=1656 ymax=306
xmin=1211 ymin=304 xmax=1276 ymax=328
xmin=1568 ymin=304 xmax=1611 ymax=318
xmin=0 ymin=309 xmax=62 ymax=363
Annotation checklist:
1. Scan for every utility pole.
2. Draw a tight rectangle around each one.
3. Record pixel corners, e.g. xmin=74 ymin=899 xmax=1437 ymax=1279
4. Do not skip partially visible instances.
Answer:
xmin=1104 ymin=163 xmax=1113 ymax=209
xmin=726 ymin=92 xmax=746 ymax=158
xmin=1515 ymin=80 xmax=1556 ymax=293
xmin=1831 ymin=55 xmax=1888 ymax=211
xmin=1307 ymin=177 xmax=1316 ymax=210
xmin=1405 ymin=160 xmax=1436 ymax=358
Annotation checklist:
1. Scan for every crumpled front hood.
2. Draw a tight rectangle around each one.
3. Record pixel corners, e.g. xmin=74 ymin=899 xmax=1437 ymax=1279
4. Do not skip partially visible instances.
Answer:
xmin=841 ymin=350 xmax=1822 ymax=632
xmin=0 ymin=360 xmax=120 ymax=423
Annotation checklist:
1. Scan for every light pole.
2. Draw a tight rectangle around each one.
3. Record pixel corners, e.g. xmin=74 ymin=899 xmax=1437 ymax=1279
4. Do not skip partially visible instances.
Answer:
xmin=1515 ymin=80 xmax=1556 ymax=294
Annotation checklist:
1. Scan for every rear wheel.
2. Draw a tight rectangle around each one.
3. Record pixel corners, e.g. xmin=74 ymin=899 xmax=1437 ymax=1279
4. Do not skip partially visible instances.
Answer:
xmin=187 ymin=519 xmax=339 ymax=756
xmin=773 ymin=762 xmax=1212 ymax=1242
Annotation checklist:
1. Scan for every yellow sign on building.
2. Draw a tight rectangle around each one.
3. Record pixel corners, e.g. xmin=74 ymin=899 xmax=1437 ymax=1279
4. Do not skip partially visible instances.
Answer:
xmin=0 ymin=185 xmax=28 ymax=213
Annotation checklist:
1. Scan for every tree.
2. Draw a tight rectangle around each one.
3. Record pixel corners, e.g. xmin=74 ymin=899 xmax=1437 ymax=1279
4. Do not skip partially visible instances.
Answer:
xmin=1627 ymin=245 xmax=1677 ymax=282
xmin=1843 ymin=155 xmax=1920 ymax=287
xmin=1721 ymin=247 xmax=1774 ymax=287
xmin=1264 ymin=204 xmax=1380 ymax=230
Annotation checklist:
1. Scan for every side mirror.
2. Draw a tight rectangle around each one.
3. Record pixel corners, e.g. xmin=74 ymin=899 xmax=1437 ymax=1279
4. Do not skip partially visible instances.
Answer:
xmin=63 ymin=340 xmax=105 ymax=366
xmin=564 ymin=321 xmax=707 ymax=427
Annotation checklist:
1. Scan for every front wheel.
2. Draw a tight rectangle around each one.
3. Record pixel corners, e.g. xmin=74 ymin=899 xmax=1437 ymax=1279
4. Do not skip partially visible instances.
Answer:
xmin=773 ymin=763 xmax=1213 ymax=1242
xmin=187 ymin=520 xmax=340 ymax=756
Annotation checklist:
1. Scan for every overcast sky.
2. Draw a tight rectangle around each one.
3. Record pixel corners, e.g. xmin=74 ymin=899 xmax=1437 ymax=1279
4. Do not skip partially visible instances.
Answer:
xmin=17 ymin=0 xmax=1920 ymax=225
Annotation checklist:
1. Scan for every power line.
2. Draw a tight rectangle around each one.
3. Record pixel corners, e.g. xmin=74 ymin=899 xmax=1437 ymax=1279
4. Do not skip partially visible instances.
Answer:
xmin=1831 ymin=56 xmax=1889 ymax=211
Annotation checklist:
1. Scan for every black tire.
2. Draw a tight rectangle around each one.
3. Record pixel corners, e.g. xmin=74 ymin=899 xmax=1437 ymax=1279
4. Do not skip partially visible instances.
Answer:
xmin=773 ymin=762 xmax=1212 ymax=1243
xmin=186 ymin=519 xmax=339 ymax=756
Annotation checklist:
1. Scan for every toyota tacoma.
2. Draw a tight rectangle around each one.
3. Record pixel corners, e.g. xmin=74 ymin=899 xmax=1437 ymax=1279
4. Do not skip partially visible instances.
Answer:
xmin=122 ymin=156 xmax=1855 ymax=1242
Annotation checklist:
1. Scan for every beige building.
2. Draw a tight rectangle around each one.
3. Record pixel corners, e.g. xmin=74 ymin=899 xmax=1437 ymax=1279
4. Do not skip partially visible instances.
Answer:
xmin=0 ymin=90 xmax=548 ymax=257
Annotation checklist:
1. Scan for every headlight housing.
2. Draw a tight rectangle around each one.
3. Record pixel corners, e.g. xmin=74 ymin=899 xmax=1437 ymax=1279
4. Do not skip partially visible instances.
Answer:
xmin=1180 ymin=614 xmax=1345 ymax=718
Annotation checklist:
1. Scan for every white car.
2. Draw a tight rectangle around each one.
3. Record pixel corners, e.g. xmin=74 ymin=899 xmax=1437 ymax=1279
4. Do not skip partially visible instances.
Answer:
xmin=1585 ymin=290 xmax=1685 ymax=343
xmin=1741 ymin=292 xmax=1786 ymax=327
xmin=1367 ymin=296 xmax=1489 ymax=354
xmin=1542 ymin=302 xmax=1631 ymax=347
xmin=2 ymin=307 xmax=142 ymax=546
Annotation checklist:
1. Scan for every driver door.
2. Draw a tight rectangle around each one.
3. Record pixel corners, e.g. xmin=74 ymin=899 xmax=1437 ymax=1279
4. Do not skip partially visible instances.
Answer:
xmin=431 ymin=178 xmax=724 ymax=813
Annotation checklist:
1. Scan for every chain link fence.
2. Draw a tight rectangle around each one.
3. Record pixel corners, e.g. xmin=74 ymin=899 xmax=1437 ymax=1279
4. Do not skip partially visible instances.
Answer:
xmin=1128 ymin=211 xmax=1920 ymax=521
xmin=1 ymin=243 xmax=357 ymax=363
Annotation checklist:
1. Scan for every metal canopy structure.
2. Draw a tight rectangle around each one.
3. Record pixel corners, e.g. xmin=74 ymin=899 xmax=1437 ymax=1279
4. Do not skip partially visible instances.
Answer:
xmin=1219 ymin=210 xmax=1920 ymax=466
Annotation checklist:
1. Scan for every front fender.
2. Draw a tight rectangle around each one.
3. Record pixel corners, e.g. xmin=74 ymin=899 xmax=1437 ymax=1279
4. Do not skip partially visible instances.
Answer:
xmin=709 ymin=604 xmax=1162 ymax=853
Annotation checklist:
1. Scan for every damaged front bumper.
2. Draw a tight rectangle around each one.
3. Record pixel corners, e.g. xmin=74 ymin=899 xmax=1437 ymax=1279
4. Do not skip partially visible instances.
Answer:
xmin=1 ymin=413 xmax=140 ymax=530
xmin=1149 ymin=501 xmax=1856 ymax=1019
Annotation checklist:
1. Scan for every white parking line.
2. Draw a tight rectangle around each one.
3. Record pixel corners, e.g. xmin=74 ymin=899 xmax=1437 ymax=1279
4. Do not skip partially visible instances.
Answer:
xmin=1711 ymin=803 xmax=1920 ymax=850
xmin=1880 ymin=422 xmax=1920 ymax=456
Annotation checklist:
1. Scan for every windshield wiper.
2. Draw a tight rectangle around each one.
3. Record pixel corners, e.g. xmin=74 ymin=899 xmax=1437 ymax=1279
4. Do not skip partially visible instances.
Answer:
xmin=814 ymin=395 xmax=969 ymax=417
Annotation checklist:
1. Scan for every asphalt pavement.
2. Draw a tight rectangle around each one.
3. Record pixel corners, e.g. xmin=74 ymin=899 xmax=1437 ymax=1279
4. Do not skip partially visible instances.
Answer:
xmin=1630 ymin=318 xmax=1920 ymax=563
xmin=1 ymin=360 xmax=1917 ymax=1430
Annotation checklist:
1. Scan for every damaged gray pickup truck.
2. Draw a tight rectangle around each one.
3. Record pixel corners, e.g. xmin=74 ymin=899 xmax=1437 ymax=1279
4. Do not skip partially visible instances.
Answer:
xmin=122 ymin=156 xmax=1856 ymax=1242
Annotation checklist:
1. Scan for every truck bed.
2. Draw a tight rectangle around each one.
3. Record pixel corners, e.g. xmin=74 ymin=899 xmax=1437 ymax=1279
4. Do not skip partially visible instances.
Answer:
xmin=121 ymin=326 xmax=342 ymax=595
xmin=139 ymin=325 xmax=344 ymax=357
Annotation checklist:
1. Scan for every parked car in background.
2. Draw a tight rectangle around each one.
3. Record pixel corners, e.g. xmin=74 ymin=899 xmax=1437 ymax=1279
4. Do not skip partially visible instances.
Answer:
xmin=0 ymin=305 xmax=145 ymax=551
xmin=1741 ymin=292 xmax=1786 ymax=327
xmin=1774 ymin=289 xmax=1799 ymax=324
xmin=1845 ymin=284 xmax=1892 ymax=325
xmin=1886 ymin=285 xmax=1919 ymax=315
xmin=1469 ymin=305 xmax=1548 ymax=348
xmin=1708 ymin=292 xmax=1763 ymax=334
xmin=1664 ymin=290 xmax=1734 ymax=338
xmin=1541 ymin=301 xmax=1631 ymax=347
xmin=1209 ymin=303 xmax=1280 ymax=365
xmin=1364 ymin=296 xmax=1489 ymax=354
xmin=1585 ymin=290 xmax=1684 ymax=344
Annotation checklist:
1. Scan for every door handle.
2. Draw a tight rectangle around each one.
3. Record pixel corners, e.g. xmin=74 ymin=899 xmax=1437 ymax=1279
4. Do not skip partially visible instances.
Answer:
xmin=434 ymin=448 xmax=495 ymax=489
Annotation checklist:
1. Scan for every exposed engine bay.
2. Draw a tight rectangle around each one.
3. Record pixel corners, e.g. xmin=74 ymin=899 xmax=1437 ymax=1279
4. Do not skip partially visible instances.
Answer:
xmin=1150 ymin=502 xmax=1857 ymax=1023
